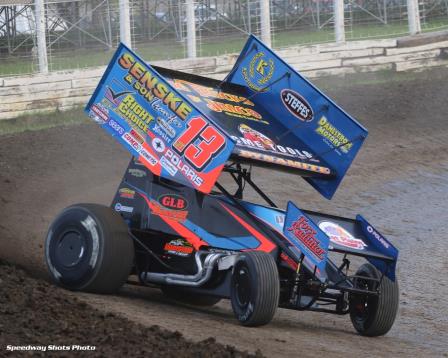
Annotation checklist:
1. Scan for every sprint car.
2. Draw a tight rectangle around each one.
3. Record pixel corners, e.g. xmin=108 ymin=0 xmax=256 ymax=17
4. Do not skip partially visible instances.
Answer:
xmin=45 ymin=36 xmax=399 ymax=336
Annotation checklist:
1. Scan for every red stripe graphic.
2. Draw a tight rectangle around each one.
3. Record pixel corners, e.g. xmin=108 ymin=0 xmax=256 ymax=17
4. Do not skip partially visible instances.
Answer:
xmin=219 ymin=203 xmax=276 ymax=253
xmin=139 ymin=192 xmax=208 ymax=250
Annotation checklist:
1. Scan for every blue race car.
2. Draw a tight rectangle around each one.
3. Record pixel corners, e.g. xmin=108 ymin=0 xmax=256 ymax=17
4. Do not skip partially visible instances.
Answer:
xmin=45 ymin=36 xmax=399 ymax=336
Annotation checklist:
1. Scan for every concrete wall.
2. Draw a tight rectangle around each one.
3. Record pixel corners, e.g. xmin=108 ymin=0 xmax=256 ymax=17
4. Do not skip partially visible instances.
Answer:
xmin=1 ymin=31 xmax=447 ymax=120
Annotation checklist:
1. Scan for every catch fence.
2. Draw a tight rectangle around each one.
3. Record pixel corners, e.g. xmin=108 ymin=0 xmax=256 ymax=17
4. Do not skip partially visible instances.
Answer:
xmin=0 ymin=0 xmax=447 ymax=75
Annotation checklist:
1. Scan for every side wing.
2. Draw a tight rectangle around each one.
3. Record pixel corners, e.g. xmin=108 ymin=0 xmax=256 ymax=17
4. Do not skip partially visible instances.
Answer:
xmin=283 ymin=201 xmax=330 ymax=282
xmin=85 ymin=43 xmax=235 ymax=194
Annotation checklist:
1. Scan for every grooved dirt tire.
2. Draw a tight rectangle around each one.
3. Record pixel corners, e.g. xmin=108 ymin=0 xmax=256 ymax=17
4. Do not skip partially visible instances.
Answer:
xmin=45 ymin=203 xmax=134 ymax=293
xmin=230 ymin=251 xmax=280 ymax=327
xmin=161 ymin=286 xmax=221 ymax=306
xmin=349 ymin=263 xmax=399 ymax=336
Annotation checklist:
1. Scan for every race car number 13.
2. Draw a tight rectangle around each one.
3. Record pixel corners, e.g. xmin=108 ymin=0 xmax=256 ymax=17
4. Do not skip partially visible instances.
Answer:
xmin=173 ymin=116 xmax=226 ymax=170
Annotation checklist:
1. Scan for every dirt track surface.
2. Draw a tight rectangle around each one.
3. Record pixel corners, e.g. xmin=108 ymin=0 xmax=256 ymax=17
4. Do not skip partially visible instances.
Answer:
xmin=1 ymin=68 xmax=448 ymax=357
xmin=0 ymin=261 xmax=259 ymax=357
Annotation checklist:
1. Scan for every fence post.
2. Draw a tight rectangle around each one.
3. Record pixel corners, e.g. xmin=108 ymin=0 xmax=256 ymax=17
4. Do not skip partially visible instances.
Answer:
xmin=407 ymin=0 xmax=422 ymax=35
xmin=186 ymin=0 xmax=197 ymax=58
xmin=334 ymin=0 xmax=345 ymax=43
xmin=35 ymin=0 xmax=48 ymax=73
xmin=260 ymin=0 xmax=272 ymax=48
xmin=119 ymin=0 xmax=132 ymax=48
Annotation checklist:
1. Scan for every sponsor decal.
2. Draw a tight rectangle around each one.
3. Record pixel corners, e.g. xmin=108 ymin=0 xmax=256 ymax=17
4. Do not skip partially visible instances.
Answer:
xmin=130 ymin=129 xmax=144 ymax=144
xmin=152 ymin=137 xmax=166 ymax=153
xmin=114 ymin=203 xmax=134 ymax=213
xmin=158 ymin=194 xmax=188 ymax=210
xmin=367 ymin=225 xmax=390 ymax=249
xmin=105 ymin=86 xmax=132 ymax=106
xmin=170 ymin=79 xmax=255 ymax=106
xmin=169 ymin=79 xmax=266 ymax=123
xmin=122 ymin=132 xmax=142 ymax=152
xmin=233 ymin=124 xmax=325 ymax=165
xmin=118 ymin=52 xmax=192 ymax=120
xmin=160 ymin=156 xmax=178 ymax=176
xmin=315 ymin=116 xmax=353 ymax=154
xmin=172 ymin=116 xmax=227 ymax=171
xmin=107 ymin=118 xmax=125 ymax=135
xmin=88 ymin=110 xmax=101 ymax=123
xmin=164 ymin=239 xmax=193 ymax=256
xmin=242 ymin=52 xmax=275 ymax=92
xmin=236 ymin=124 xmax=313 ymax=159
xmin=164 ymin=149 xmax=203 ymax=187
xmin=150 ymin=98 xmax=182 ymax=128
xmin=236 ymin=149 xmax=331 ymax=174
xmin=119 ymin=188 xmax=135 ymax=199
xmin=275 ymin=215 xmax=285 ymax=225
xmin=204 ymin=98 xmax=267 ymax=123
xmin=150 ymin=200 xmax=188 ymax=222
xmin=139 ymin=146 xmax=158 ymax=166
xmin=117 ymin=94 xmax=154 ymax=135
xmin=238 ymin=124 xmax=275 ymax=150
xmin=287 ymin=216 xmax=327 ymax=261
xmin=156 ymin=117 xmax=176 ymax=138
xmin=152 ymin=123 xmax=171 ymax=142
xmin=128 ymin=168 xmax=146 ymax=177
xmin=318 ymin=221 xmax=366 ymax=250
xmin=280 ymin=89 xmax=313 ymax=122
xmin=90 ymin=103 xmax=109 ymax=124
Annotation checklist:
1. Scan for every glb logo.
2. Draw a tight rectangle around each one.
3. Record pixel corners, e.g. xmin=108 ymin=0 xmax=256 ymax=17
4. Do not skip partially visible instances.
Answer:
xmin=158 ymin=194 xmax=187 ymax=211
xmin=281 ymin=89 xmax=313 ymax=122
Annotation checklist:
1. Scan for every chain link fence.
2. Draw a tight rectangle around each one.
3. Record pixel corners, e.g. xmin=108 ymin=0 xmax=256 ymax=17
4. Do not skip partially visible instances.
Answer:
xmin=1 ymin=0 xmax=447 ymax=76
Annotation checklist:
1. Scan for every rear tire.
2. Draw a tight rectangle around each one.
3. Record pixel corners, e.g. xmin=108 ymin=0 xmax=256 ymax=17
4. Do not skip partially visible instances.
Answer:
xmin=230 ymin=251 xmax=279 ymax=327
xmin=161 ymin=286 xmax=221 ymax=306
xmin=349 ymin=263 xmax=399 ymax=336
xmin=45 ymin=203 xmax=134 ymax=293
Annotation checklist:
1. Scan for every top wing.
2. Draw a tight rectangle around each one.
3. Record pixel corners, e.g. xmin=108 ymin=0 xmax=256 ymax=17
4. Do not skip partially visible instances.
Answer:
xmin=157 ymin=66 xmax=334 ymax=178
xmin=85 ymin=36 xmax=367 ymax=199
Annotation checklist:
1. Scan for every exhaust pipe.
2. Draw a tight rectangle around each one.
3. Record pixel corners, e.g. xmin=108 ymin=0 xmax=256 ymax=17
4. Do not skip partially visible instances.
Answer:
xmin=140 ymin=252 xmax=224 ymax=287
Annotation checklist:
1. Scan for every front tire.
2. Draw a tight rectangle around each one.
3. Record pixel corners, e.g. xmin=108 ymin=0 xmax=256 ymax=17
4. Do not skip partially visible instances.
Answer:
xmin=230 ymin=251 xmax=279 ymax=327
xmin=45 ymin=203 xmax=134 ymax=293
xmin=349 ymin=263 xmax=399 ymax=336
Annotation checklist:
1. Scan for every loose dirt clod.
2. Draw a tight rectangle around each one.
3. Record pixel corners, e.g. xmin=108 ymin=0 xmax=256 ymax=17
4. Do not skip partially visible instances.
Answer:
xmin=0 ymin=261 xmax=262 ymax=357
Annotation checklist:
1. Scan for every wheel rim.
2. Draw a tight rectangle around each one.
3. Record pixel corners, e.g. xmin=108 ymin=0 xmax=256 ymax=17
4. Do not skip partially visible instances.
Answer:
xmin=234 ymin=266 xmax=251 ymax=308
xmin=55 ymin=230 xmax=87 ymax=268
xmin=352 ymin=277 xmax=375 ymax=323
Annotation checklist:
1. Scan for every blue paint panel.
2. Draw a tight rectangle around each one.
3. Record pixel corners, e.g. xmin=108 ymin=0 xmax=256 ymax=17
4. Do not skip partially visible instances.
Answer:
xmin=239 ymin=201 xmax=285 ymax=232
xmin=357 ymin=215 xmax=398 ymax=281
xmin=183 ymin=220 xmax=260 ymax=250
